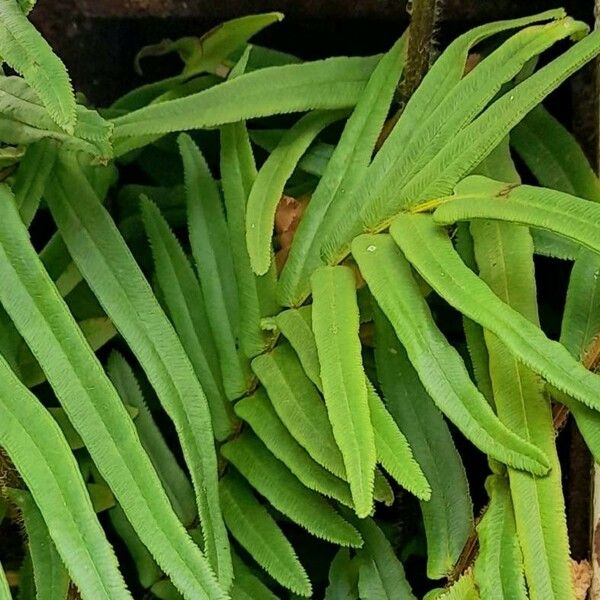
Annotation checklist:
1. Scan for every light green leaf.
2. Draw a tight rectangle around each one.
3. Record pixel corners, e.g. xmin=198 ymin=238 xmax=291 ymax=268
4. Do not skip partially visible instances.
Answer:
xmin=433 ymin=176 xmax=600 ymax=258
xmin=221 ymin=432 xmax=362 ymax=547
xmin=251 ymin=343 xmax=347 ymax=479
xmin=43 ymin=154 xmax=230 ymax=593
xmin=11 ymin=139 xmax=56 ymax=227
xmin=0 ymin=77 xmax=111 ymax=159
xmin=235 ymin=389 xmax=353 ymax=506
xmin=392 ymin=213 xmax=600 ymax=413
xmin=374 ymin=309 xmax=473 ymax=579
xmin=107 ymin=351 xmax=197 ymax=527
xmin=179 ymin=133 xmax=249 ymax=401
xmin=471 ymin=218 xmax=574 ymax=599
xmin=275 ymin=307 xmax=431 ymax=501
xmin=277 ymin=33 xmax=408 ymax=304
xmin=0 ymin=0 xmax=75 ymax=131
xmin=246 ymin=109 xmax=346 ymax=275
xmin=7 ymin=488 xmax=70 ymax=600
xmin=473 ymin=475 xmax=527 ymax=600
xmin=0 ymin=355 xmax=129 ymax=599
xmin=311 ymin=266 xmax=376 ymax=517
xmin=140 ymin=195 xmax=236 ymax=440
xmin=112 ymin=55 xmax=381 ymax=150
xmin=353 ymin=232 xmax=549 ymax=474
xmin=220 ymin=472 xmax=311 ymax=596
xmin=220 ymin=120 xmax=279 ymax=359
xmin=18 ymin=316 xmax=117 ymax=388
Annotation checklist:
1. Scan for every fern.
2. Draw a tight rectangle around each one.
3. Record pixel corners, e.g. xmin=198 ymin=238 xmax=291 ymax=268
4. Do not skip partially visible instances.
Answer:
xmin=0 ymin=356 xmax=129 ymax=599
xmin=221 ymin=432 xmax=362 ymax=546
xmin=277 ymin=34 xmax=409 ymax=305
xmin=112 ymin=55 xmax=381 ymax=151
xmin=353 ymin=232 xmax=549 ymax=473
xmin=311 ymin=266 xmax=377 ymax=517
xmin=2 ymin=9 xmax=600 ymax=599
xmin=7 ymin=489 xmax=70 ymax=600
xmin=220 ymin=472 xmax=311 ymax=596
xmin=0 ymin=0 xmax=75 ymax=131
xmin=43 ymin=154 xmax=230 ymax=592
xmin=246 ymin=109 xmax=346 ymax=275
xmin=234 ymin=389 xmax=353 ymax=506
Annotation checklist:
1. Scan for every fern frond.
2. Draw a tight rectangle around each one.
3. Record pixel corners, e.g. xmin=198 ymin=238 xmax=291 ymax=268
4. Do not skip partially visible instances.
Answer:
xmin=43 ymin=154 xmax=230 ymax=593
xmin=354 ymin=232 xmax=549 ymax=474
xmin=112 ymin=55 xmax=381 ymax=151
xmin=221 ymin=432 xmax=362 ymax=547
xmin=393 ymin=213 xmax=600 ymax=413
xmin=311 ymin=266 xmax=376 ymax=517
xmin=220 ymin=120 xmax=279 ymax=358
xmin=278 ymin=33 xmax=408 ymax=305
xmin=140 ymin=195 xmax=236 ymax=440
xmin=0 ymin=0 xmax=75 ymax=131
xmin=235 ymin=389 xmax=353 ymax=506
xmin=179 ymin=133 xmax=249 ymax=401
xmin=220 ymin=472 xmax=311 ymax=596
xmin=246 ymin=109 xmax=346 ymax=275
xmin=0 ymin=356 xmax=129 ymax=599
xmin=374 ymin=308 xmax=473 ymax=579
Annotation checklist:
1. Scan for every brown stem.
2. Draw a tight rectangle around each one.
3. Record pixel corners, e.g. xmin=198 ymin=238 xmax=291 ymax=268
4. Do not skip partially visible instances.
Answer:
xmin=399 ymin=0 xmax=441 ymax=105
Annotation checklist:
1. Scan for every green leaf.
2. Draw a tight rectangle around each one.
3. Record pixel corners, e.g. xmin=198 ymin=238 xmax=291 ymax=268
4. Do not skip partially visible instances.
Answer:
xmin=277 ymin=33 xmax=408 ymax=304
xmin=136 ymin=13 xmax=283 ymax=79
xmin=511 ymin=106 xmax=600 ymax=202
xmin=221 ymin=432 xmax=362 ymax=547
xmin=324 ymin=549 xmax=359 ymax=600
xmin=391 ymin=213 xmax=600 ymax=414
xmin=220 ymin=120 xmax=279 ymax=359
xmin=43 ymin=154 xmax=230 ymax=593
xmin=426 ymin=571 xmax=480 ymax=600
xmin=220 ymin=472 xmax=311 ymax=596
xmin=246 ymin=109 xmax=346 ymax=275
xmin=350 ymin=516 xmax=416 ymax=600
xmin=107 ymin=351 xmax=197 ymax=527
xmin=7 ymin=489 xmax=70 ymax=600
xmin=0 ymin=356 xmax=129 ymax=599
xmin=235 ymin=389 xmax=353 ymax=507
xmin=471 ymin=218 xmax=574 ymax=599
xmin=275 ymin=307 xmax=430 ymax=500
xmin=0 ymin=77 xmax=111 ymax=159
xmin=109 ymin=505 xmax=162 ymax=590
xmin=179 ymin=133 xmax=249 ymax=401
xmin=112 ymin=55 xmax=381 ymax=151
xmin=0 ymin=0 xmax=75 ymax=131
xmin=433 ymin=176 xmax=600 ymax=258
xmin=18 ymin=316 xmax=117 ymax=388
xmin=311 ymin=266 xmax=376 ymax=517
xmin=374 ymin=309 xmax=473 ymax=579
xmin=11 ymin=139 xmax=56 ymax=227
xmin=473 ymin=475 xmax=527 ymax=600
xmin=230 ymin=553 xmax=278 ymax=600
xmin=251 ymin=343 xmax=347 ymax=479
xmin=353 ymin=232 xmax=549 ymax=474
xmin=322 ymin=11 xmax=585 ymax=262
xmin=0 ymin=561 xmax=10 ymax=600
xmin=140 ymin=195 xmax=236 ymax=440
xmin=324 ymin=21 xmax=600 ymax=265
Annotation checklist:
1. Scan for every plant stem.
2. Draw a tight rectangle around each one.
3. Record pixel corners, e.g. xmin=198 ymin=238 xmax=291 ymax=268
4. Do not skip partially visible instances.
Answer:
xmin=399 ymin=0 xmax=441 ymax=104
